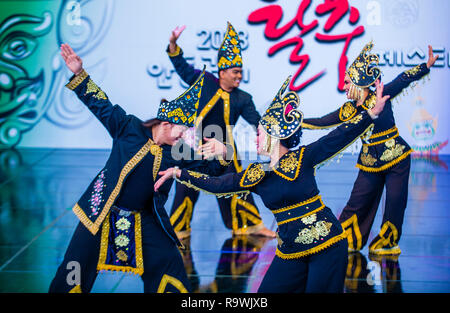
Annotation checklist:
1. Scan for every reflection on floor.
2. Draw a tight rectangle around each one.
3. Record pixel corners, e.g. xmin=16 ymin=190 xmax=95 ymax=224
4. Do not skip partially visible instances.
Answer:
xmin=0 ymin=148 xmax=449 ymax=293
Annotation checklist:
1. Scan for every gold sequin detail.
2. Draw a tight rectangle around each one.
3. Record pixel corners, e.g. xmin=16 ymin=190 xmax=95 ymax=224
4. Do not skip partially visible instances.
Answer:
xmin=294 ymin=221 xmax=332 ymax=245
xmin=279 ymin=152 xmax=297 ymax=173
xmin=150 ymin=144 xmax=162 ymax=181
xmin=404 ymin=64 xmax=421 ymax=77
xmin=380 ymin=140 xmax=405 ymax=162
xmin=339 ymin=102 xmax=357 ymax=121
xmin=187 ymin=170 xmax=208 ymax=179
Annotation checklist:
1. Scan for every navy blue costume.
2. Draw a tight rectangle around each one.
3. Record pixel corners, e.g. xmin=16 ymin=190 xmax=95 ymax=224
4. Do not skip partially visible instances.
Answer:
xmin=167 ymin=45 xmax=266 ymax=236
xmin=174 ymin=110 xmax=376 ymax=292
xmin=49 ymin=70 xmax=222 ymax=293
xmin=303 ymin=63 xmax=430 ymax=254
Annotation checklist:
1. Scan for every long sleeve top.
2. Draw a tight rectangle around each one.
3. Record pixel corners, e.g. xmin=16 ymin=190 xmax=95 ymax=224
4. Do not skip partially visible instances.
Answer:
xmin=303 ymin=63 xmax=430 ymax=172
xmin=167 ymin=45 xmax=261 ymax=172
xmin=65 ymin=70 xmax=223 ymax=247
xmin=175 ymin=110 xmax=375 ymax=259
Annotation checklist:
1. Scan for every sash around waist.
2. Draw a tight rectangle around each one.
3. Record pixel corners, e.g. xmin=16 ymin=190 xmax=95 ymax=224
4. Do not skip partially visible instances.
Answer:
xmin=272 ymin=195 xmax=325 ymax=226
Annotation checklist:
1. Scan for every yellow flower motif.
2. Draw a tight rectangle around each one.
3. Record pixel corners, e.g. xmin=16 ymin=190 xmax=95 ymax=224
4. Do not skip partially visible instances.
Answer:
xmin=115 ymin=217 xmax=131 ymax=231
xmin=115 ymin=234 xmax=129 ymax=247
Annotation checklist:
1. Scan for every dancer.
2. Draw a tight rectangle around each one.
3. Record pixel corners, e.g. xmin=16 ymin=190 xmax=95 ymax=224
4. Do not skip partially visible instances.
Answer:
xmin=155 ymin=75 xmax=389 ymax=292
xmin=302 ymin=43 xmax=437 ymax=255
xmin=49 ymin=44 xmax=226 ymax=293
xmin=166 ymin=23 xmax=275 ymax=239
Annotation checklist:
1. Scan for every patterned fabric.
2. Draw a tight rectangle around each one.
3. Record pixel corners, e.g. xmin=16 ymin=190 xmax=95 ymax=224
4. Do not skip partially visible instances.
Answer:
xmin=97 ymin=208 xmax=143 ymax=275
xmin=217 ymin=22 xmax=243 ymax=70
xmin=346 ymin=41 xmax=381 ymax=88
xmin=259 ymin=76 xmax=303 ymax=139
xmin=157 ymin=67 xmax=205 ymax=127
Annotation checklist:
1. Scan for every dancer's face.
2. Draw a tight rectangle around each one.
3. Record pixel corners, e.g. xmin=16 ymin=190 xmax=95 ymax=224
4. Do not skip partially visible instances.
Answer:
xmin=256 ymin=124 xmax=268 ymax=156
xmin=343 ymin=74 xmax=353 ymax=99
xmin=161 ymin=122 xmax=187 ymax=145
xmin=219 ymin=67 xmax=242 ymax=90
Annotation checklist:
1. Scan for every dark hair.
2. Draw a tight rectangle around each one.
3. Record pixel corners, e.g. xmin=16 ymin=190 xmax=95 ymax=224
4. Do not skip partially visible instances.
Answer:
xmin=142 ymin=118 xmax=162 ymax=129
xmin=280 ymin=127 xmax=303 ymax=149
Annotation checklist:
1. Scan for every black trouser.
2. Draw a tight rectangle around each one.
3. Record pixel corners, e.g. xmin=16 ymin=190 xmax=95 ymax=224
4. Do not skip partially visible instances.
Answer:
xmin=258 ymin=239 xmax=348 ymax=293
xmin=339 ymin=155 xmax=411 ymax=249
xmin=49 ymin=210 xmax=190 ymax=293
xmin=169 ymin=164 xmax=263 ymax=234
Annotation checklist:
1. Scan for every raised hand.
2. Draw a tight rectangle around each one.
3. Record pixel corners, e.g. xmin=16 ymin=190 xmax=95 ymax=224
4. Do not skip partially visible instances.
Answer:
xmin=426 ymin=45 xmax=439 ymax=69
xmin=60 ymin=43 xmax=83 ymax=75
xmin=371 ymin=80 xmax=390 ymax=117
xmin=168 ymin=25 xmax=186 ymax=53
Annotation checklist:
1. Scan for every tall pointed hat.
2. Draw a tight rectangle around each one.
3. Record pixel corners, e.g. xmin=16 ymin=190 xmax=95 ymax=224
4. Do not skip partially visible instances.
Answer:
xmin=217 ymin=22 xmax=243 ymax=70
xmin=259 ymin=76 xmax=303 ymax=139
xmin=346 ymin=41 xmax=381 ymax=88
xmin=157 ymin=66 xmax=206 ymax=127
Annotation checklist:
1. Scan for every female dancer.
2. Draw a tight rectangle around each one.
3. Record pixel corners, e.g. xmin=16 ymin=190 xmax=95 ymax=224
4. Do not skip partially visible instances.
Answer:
xmin=49 ymin=44 xmax=226 ymax=293
xmin=155 ymin=76 xmax=389 ymax=292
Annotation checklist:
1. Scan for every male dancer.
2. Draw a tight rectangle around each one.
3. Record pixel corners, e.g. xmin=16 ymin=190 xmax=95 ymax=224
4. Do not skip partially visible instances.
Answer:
xmin=167 ymin=23 xmax=275 ymax=239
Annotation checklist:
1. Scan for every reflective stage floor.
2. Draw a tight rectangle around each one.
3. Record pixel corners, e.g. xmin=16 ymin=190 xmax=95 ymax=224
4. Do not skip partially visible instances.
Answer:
xmin=0 ymin=148 xmax=449 ymax=293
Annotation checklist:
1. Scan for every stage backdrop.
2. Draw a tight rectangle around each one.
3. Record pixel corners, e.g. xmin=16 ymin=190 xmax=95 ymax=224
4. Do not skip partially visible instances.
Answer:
xmin=1 ymin=0 xmax=449 ymax=155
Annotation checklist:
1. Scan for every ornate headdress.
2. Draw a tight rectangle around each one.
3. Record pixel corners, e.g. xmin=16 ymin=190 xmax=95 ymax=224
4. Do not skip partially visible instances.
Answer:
xmin=217 ymin=22 xmax=243 ymax=70
xmin=259 ymin=76 xmax=303 ymax=153
xmin=157 ymin=66 xmax=205 ymax=127
xmin=346 ymin=41 xmax=381 ymax=88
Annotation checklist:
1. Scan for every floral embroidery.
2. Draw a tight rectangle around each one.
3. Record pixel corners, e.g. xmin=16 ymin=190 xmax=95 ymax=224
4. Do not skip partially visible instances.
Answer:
xmin=115 ymin=217 xmax=131 ymax=231
xmin=339 ymin=102 xmax=357 ymax=121
xmin=115 ymin=234 xmax=130 ymax=247
xmin=301 ymin=214 xmax=317 ymax=225
xmin=294 ymin=220 xmax=332 ymax=245
xmin=360 ymin=146 xmax=377 ymax=166
xmin=380 ymin=139 xmax=405 ymax=162
xmin=240 ymin=163 xmax=265 ymax=187
xmin=89 ymin=170 xmax=106 ymax=217
xmin=280 ymin=153 xmax=297 ymax=173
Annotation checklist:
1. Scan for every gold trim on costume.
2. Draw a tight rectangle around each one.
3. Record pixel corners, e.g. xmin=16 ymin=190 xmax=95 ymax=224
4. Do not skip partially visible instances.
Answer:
xmin=97 ymin=212 xmax=144 ymax=275
xmin=273 ymin=148 xmax=304 ymax=181
xmin=275 ymin=231 xmax=347 ymax=259
xmin=170 ymin=196 xmax=193 ymax=232
xmin=167 ymin=45 xmax=181 ymax=57
xmin=72 ymin=138 xmax=155 ymax=235
xmin=356 ymin=148 xmax=412 ymax=172
xmin=150 ymin=144 xmax=162 ymax=181
xmin=239 ymin=163 xmax=265 ymax=188
xmin=157 ymin=274 xmax=188 ymax=293
xmin=339 ymin=102 xmax=357 ymax=122
xmin=65 ymin=69 xmax=89 ymax=90
xmin=68 ymin=284 xmax=82 ymax=293
xmin=315 ymin=123 xmax=375 ymax=170
xmin=175 ymin=176 xmax=250 ymax=199
xmin=341 ymin=214 xmax=362 ymax=251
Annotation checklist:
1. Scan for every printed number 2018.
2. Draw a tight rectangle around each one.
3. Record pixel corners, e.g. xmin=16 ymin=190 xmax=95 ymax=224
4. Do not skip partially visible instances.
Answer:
xmin=197 ymin=30 xmax=249 ymax=51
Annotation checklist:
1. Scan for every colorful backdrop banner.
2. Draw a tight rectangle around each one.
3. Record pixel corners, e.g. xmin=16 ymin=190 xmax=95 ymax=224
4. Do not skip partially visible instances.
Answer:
xmin=0 ymin=0 xmax=448 ymax=155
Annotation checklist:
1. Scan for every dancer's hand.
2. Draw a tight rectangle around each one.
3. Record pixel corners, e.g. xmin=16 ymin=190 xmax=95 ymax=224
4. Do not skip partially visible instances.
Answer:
xmin=154 ymin=167 xmax=181 ymax=192
xmin=60 ymin=43 xmax=83 ymax=75
xmin=369 ymin=80 xmax=390 ymax=117
xmin=198 ymin=137 xmax=228 ymax=159
xmin=426 ymin=45 xmax=438 ymax=69
xmin=169 ymin=25 xmax=186 ymax=54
